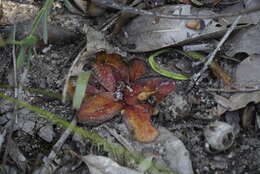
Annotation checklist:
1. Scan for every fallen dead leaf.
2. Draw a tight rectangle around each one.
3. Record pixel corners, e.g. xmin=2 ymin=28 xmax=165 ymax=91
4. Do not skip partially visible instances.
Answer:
xmin=225 ymin=24 xmax=260 ymax=57
xmin=215 ymin=55 xmax=260 ymax=115
xmin=118 ymin=5 xmax=233 ymax=52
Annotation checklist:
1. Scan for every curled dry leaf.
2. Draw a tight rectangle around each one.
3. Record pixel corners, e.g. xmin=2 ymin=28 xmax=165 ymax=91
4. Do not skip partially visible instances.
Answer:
xmin=210 ymin=61 xmax=231 ymax=85
xmin=76 ymin=52 xmax=175 ymax=142
xmin=123 ymin=105 xmax=159 ymax=143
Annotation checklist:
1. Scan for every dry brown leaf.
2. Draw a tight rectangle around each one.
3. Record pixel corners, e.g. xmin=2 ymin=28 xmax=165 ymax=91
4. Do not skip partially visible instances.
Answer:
xmin=211 ymin=61 xmax=231 ymax=85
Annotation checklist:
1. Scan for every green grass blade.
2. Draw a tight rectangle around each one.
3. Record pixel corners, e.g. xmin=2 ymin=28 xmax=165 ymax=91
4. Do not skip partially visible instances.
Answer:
xmin=73 ymin=71 xmax=91 ymax=109
xmin=148 ymin=50 xmax=189 ymax=80
xmin=42 ymin=4 xmax=51 ymax=44
xmin=42 ymin=13 xmax=48 ymax=44
xmin=0 ymin=84 xmax=62 ymax=99
xmin=184 ymin=51 xmax=205 ymax=60
xmin=31 ymin=10 xmax=44 ymax=33
xmin=31 ymin=0 xmax=53 ymax=35
xmin=11 ymin=35 xmax=38 ymax=47
xmin=17 ymin=47 xmax=26 ymax=68
xmin=0 ymin=92 xmax=140 ymax=163
xmin=0 ymin=92 xmax=111 ymax=146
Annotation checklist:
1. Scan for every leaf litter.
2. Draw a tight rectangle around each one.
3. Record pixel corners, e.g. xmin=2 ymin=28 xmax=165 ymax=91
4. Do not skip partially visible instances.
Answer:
xmin=1 ymin=0 xmax=260 ymax=173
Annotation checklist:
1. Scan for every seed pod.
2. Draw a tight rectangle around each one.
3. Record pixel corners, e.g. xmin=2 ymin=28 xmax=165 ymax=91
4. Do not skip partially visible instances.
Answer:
xmin=204 ymin=121 xmax=235 ymax=151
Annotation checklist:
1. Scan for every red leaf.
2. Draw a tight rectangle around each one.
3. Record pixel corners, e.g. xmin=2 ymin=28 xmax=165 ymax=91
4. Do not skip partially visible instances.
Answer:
xmin=86 ymin=84 xmax=106 ymax=94
xmin=129 ymin=58 xmax=146 ymax=81
xmin=124 ymin=78 xmax=175 ymax=105
xmin=94 ymin=62 xmax=116 ymax=92
xmin=154 ymin=80 xmax=176 ymax=102
xmin=124 ymin=84 xmax=144 ymax=105
xmin=136 ymin=78 xmax=175 ymax=100
xmin=96 ymin=52 xmax=129 ymax=82
xmin=78 ymin=92 xmax=123 ymax=124
xmin=122 ymin=104 xmax=159 ymax=142
xmin=67 ymin=76 xmax=105 ymax=99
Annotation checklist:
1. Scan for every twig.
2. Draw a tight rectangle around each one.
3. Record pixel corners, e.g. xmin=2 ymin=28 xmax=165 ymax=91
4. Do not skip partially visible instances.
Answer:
xmin=100 ymin=13 xmax=120 ymax=32
xmin=183 ymin=43 xmax=215 ymax=52
xmin=103 ymin=124 xmax=135 ymax=153
xmin=99 ymin=0 xmax=143 ymax=31
xmin=40 ymin=117 xmax=77 ymax=173
xmin=12 ymin=31 xmax=18 ymax=124
xmin=0 ymin=129 xmax=7 ymax=154
xmin=189 ymin=16 xmax=241 ymax=87
xmin=219 ymin=55 xmax=241 ymax=63
xmin=207 ymin=86 xmax=260 ymax=93
xmin=94 ymin=0 xmax=260 ymax=20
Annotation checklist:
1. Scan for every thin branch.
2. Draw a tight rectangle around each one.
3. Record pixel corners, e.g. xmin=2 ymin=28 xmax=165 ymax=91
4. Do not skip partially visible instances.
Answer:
xmin=207 ymin=84 xmax=260 ymax=93
xmin=99 ymin=0 xmax=143 ymax=31
xmin=12 ymin=30 xmax=18 ymax=124
xmin=103 ymin=124 xmax=135 ymax=153
xmin=207 ymin=88 xmax=260 ymax=93
xmin=0 ymin=129 xmax=7 ymax=154
xmin=191 ymin=15 xmax=241 ymax=83
xmin=94 ymin=0 xmax=260 ymax=20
